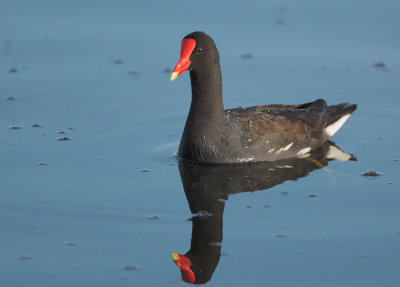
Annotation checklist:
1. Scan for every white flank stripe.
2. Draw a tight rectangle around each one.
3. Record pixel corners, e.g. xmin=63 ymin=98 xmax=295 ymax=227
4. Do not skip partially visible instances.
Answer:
xmin=276 ymin=143 xmax=293 ymax=154
xmin=283 ymin=142 xmax=293 ymax=151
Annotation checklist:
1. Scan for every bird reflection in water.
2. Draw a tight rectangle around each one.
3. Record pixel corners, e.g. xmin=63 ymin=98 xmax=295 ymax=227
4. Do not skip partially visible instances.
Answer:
xmin=171 ymin=141 xmax=355 ymax=284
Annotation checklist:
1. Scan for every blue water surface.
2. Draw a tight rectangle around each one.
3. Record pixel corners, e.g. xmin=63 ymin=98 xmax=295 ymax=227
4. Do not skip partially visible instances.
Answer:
xmin=1 ymin=1 xmax=399 ymax=286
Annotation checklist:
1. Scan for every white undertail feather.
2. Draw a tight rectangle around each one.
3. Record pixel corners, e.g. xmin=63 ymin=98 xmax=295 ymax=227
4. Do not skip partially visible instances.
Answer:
xmin=325 ymin=114 xmax=351 ymax=138
xmin=326 ymin=145 xmax=353 ymax=162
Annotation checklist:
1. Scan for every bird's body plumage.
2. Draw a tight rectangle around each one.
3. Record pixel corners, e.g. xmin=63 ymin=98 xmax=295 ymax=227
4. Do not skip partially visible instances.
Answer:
xmin=171 ymin=32 xmax=357 ymax=163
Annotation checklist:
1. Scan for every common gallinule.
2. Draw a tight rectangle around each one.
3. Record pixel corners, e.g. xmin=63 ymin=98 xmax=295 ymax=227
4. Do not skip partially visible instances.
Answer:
xmin=170 ymin=31 xmax=356 ymax=163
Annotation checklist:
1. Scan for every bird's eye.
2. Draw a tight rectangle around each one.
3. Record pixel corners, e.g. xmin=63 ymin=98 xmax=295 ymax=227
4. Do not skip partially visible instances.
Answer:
xmin=197 ymin=47 xmax=203 ymax=54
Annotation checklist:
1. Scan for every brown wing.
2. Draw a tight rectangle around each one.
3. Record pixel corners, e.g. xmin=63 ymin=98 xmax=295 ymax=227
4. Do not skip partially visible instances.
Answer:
xmin=225 ymin=100 xmax=329 ymax=156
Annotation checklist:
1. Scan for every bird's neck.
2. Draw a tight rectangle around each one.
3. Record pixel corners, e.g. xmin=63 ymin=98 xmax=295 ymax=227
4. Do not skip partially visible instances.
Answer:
xmin=188 ymin=66 xmax=224 ymax=121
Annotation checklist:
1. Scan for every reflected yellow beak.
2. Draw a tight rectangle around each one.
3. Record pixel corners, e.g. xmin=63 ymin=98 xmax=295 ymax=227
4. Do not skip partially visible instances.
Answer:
xmin=171 ymin=252 xmax=180 ymax=260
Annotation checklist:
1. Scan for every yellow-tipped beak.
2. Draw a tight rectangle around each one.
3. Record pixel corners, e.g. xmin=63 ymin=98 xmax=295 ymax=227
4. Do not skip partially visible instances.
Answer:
xmin=170 ymin=72 xmax=179 ymax=82
xmin=170 ymin=38 xmax=196 ymax=83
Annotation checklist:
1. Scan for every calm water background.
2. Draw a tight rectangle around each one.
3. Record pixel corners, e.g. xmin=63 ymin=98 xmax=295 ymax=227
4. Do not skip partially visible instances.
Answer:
xmin=1 ymin=0 xmax=399 ymax=286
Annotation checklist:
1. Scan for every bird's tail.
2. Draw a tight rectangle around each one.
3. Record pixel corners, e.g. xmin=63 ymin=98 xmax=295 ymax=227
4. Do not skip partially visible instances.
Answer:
xmin=325 ymin=103 xmax=357 ymax=138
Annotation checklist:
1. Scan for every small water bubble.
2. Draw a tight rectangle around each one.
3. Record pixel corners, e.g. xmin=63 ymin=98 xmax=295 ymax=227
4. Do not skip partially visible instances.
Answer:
xmin=57 ymin=137 xmax=71 ymax=141
xmin=362 ymin=170 xmax=380 ymax=177
xmin=124 ymin=265 xmax=138 ymax=271
xmin=240 ymin=53 xmax=253 ymax=59
xmin=113 ymin=59 xmax=124 ymax=64
xmin=127 ymin=69 xmax=140 ymax=75
xmin=373 ymin=62 xmax=389 ymax=71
